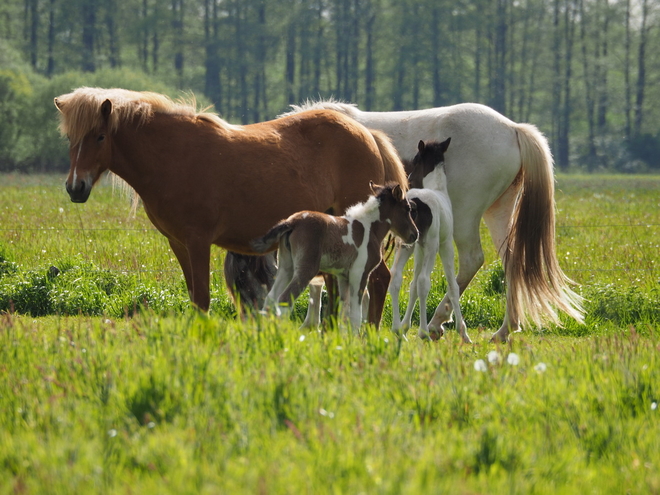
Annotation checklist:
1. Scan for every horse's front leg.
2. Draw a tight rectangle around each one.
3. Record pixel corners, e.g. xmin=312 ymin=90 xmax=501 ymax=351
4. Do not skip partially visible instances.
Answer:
xmin=168 ymin=238 xmax=194 ymax=299
xmin=388 ymin=243 xmax=414 ymax=334
xmin=428 ymin=221 xmax=483 ymax=334
xmin=180 ymin=238 xmax=212 ymax=311
xmin=366 ymin=259 xmax=391 ymax=328
xmin=437 ymin=238 xmax=471 ymax=343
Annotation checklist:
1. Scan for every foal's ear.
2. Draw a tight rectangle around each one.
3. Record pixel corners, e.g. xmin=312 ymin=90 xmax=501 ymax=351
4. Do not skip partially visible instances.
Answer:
xmin=100 ymin=99 xmax=113 ymax=122
xmin=417 ymin=140 xmax=425 ymax=154
xmin=392 ymin=184 xmax=404 ymax=202
xmin=54 ymin=97 xmax=64 ymax=112
xmin=439 ymin=137 xmax=451 ymax=153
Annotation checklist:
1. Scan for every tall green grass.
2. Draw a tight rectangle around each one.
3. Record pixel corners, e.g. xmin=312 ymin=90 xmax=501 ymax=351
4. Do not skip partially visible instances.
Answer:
xmin=0 ymin=173 xmax=659 ymax=493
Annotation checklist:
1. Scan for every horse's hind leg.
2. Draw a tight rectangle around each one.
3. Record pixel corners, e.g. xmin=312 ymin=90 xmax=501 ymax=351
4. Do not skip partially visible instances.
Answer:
xmin=169 ymin=238 xmax=212 ymax=311
xmin=301 ymin=275 xmax=324 ymax=328
xmin=414 ymin=245 xmax=436 ymax=339
xmin=428 ymin=219 xmax=483 ymax=334
xmin=483 ymin=181 xmax=521 ymax=342
xmin=168 ymin=238 xmax=193 ymax=299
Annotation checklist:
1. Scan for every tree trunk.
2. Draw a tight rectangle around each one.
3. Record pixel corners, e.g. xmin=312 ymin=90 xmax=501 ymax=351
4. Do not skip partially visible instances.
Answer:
xmin=105 ymin=0 xmax=120 ymax=68
xmin=171 ymin=0 xmax=184 ymax=86
xmin=204 ymin=0 xmax=221 ymax=111
xmin=634 ymin=0 xmax=649 ymax=136
xmin=47 ymin=0 xmax=55 ymax=76
xmin=579 ymin=0 xmax=597 ymax=169
xmin=364 ymin=0 xmax=376 ymax=110
xmin=624 ymin=0 xmax=631 ymax=140
xmin=82 ymin=0 xmax=96 ymax=72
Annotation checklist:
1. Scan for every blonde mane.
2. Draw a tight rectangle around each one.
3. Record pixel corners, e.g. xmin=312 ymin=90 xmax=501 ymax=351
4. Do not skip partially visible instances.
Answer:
xmin=55 ymin=87 xmax=232 ymax=146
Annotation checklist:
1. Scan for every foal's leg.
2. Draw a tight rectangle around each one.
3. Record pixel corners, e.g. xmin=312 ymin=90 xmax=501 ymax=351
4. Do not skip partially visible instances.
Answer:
xmin=388 ymin=243 xmax=414 ymax=334
xmin=414 ymin=243 xmax=438 ymax=339
xmin=437 ymin=237 xmax=470 ymax=343
xmin=300 ymin=276 xmax=324 ymax=328
xmin=366 ymin=260 xmax=391 ymax=328
xmin=428 ymin=219 xmax=484 ymax=334
xmin=276 ymin=246 xmax=322 ymax=315
xmin=264 ymin=246 xmax=294 ymax=315
xmin=483 ymin=182 xmax=521 ymax=342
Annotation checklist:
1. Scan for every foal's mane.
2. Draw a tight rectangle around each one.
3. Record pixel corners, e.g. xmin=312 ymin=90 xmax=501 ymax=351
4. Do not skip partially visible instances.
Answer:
xmin=55 ymin=87 xmax=234 ymax=146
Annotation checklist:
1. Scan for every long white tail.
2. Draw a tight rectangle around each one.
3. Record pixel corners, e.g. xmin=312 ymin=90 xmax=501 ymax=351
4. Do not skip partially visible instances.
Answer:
xmin=504 ymin=123 xmax=584 ymax=328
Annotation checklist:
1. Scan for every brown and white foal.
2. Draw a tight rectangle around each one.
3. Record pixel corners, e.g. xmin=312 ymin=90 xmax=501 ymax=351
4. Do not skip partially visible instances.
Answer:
xmin=251 ymin=182 xmax=418 ymax=331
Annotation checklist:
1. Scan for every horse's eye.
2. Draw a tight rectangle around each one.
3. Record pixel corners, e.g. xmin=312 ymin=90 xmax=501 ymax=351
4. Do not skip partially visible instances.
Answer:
xmin=98 ymin=134 xmax=106 ymax=143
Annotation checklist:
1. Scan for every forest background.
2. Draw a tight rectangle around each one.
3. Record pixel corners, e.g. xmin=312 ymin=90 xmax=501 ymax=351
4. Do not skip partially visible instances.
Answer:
xmin=0 ymin=0 xmax=658 ymax=173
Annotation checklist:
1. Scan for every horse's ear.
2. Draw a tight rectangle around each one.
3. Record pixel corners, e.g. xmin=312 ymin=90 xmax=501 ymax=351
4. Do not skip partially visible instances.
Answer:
xmin=392 ymin=184 xmax=404 ymax=202
xmin=418 ymin=140 xmax=425 ymax=154
xmin=369 ymin=180 xmax=376 ymax=195
xmin=54 ymin=98 xmax=64 ymax=112
xmin=439 ymin=137 xmax=451 ymax=152
xmin=101 ymin=99 xmax=113 ymax=122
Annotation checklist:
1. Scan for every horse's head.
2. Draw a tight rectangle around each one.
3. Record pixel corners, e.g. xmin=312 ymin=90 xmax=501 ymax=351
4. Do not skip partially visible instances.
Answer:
xmin=55 ymin=97 xmax=114 ymax=203
xmin=371 ymin=182 xmax=419 ymax=245
xmin=407 ymin=137 xmax=451 ymax=189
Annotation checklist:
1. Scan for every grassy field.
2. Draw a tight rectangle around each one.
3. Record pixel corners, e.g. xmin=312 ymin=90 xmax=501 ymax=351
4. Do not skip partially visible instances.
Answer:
xmin=0 ymin=173 xmax=659 ymax=493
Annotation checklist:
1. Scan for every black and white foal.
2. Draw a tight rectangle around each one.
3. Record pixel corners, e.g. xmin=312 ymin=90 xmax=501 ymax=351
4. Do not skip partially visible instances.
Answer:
xmin=251 ymin=182 xmax=418 ymax=331
xmin=389 ymin=138 xmax=471 ymax=343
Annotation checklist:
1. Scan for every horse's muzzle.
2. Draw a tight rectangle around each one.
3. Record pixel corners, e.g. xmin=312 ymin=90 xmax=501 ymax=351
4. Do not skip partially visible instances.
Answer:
xmin=66 ymin=180 xmax=91 ymax=203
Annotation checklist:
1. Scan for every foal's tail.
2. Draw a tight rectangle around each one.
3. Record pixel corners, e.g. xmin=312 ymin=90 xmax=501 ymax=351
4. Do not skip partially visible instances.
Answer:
xmin=370 ymin=129 xmax=409 ymax=192
xmin=505 ymin=123 xmax=584 ymax=328
xmin=250 ymin=220 xmax=293 ymax=254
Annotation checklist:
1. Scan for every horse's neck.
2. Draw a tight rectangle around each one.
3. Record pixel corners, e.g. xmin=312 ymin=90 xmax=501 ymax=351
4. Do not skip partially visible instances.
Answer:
xmin=344 ymin=197 xmax=390 ymax=243
xmin=422 ymin=166 xmax=448 ymax=193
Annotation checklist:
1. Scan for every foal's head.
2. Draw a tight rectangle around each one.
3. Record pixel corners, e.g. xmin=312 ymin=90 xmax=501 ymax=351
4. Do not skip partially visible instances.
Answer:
xmin=371 ymin=182 xmax=418 ymax=245
xmin=407 ymin=138 xmax=451 ymax=189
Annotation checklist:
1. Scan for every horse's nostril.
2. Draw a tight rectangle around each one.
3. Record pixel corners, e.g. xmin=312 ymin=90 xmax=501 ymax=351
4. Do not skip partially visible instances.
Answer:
xmin=80 ymin=180 xmax=86 ymax=190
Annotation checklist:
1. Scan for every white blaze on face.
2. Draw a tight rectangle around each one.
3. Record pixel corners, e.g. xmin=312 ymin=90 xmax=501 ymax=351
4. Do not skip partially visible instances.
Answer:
xmin=72 ymin=140 xmax=84 ymax=185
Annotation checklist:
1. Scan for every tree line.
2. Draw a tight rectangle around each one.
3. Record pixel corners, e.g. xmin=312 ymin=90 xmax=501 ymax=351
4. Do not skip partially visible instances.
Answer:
xmin=0 ymin=0 xmax=658 ymax=172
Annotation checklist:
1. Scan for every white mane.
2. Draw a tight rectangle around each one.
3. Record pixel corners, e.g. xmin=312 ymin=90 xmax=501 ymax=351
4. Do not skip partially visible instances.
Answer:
xmin=279 ymin=98 xmax=360 ymax=119
xmin=344 ymin=195 xmax=380 ymax=223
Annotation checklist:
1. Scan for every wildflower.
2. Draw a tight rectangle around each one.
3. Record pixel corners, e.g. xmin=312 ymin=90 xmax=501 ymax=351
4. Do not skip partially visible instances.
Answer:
xmin=507 ymin=353 xmax=520 ymax=366
xmin=108 ymin=429 xmax=117 ymax=438
xmin=534 ymin=362 xmax=547 ymax=373
xmin=299 ymin=334 xmax=305 ymax=342
xmin=487 ymin=350 xmax=501 ymax=364
xmin=652 ymin=402 xmax=657 ymax=411
xmin=474 ymin=359 xmax=487 ymax=372
xmin=147 ymin=422 xmax=156 ymax=428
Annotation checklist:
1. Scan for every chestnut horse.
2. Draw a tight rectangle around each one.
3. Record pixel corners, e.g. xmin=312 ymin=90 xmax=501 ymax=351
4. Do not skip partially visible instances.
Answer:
xmin=285 ymin=100 xmax=584 ymax=341
xmin=54 ymin=87 xmax=407 ymax=321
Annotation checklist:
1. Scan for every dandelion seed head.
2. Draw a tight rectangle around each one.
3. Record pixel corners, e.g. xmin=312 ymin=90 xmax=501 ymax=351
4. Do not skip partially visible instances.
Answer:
xmin=474 ymin=359 xmax=487 ymax=372
xmin=507 ymin=353 xmax=520 ymax=366
xmin=299 ymin=335 xmax=305 ymax=342
xmin=534 ymin=362 xmax=547 ymax=373
xmin=652 ymin=402 xmax=657 ymax=411
xmin=487 ymin=350 xmax=501 ymax=364
xmin=108 ymin=429 xmax=117 ymax=438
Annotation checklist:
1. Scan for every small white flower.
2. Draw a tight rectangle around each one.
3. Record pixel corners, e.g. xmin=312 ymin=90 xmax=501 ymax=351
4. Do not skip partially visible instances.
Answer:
xmin=108 ymin=429 xmax=117 ymax=438
xmin=299 ymin=334 xmax=305 ymax=342
xmin=507 ymin=353 xmax=520 ymax=366
xmin=335 ymin=346 xmax=343 ymax=351
xmin=474 ymin=359 xmax=488 ymax=372
xmin=652 ymin=402 xmax=658 ymax=411
xmin=147 ymin=422 xmax=156 ymax=428
xmin=319 ymin=408 xmax=335 ymax=418
xmin=487 ymin=351 xmax=501 ymax=364
xmin=534 ymin=362 xmax=547 ymax=373
xmin=58 ymin=207 xmax=64 ymax=213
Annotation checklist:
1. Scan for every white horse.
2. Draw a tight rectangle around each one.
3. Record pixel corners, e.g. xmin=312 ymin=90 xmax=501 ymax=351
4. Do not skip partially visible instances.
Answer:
xmin=283 ymin=101 xmax=584 ymax=342
xmin=389 ymin=139 xmax=469 ymax=343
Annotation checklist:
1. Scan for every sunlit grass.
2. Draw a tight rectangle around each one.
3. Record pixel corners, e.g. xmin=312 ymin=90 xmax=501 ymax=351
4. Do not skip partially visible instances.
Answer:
xmin=0 ymin=173 xmax=659 ymax=492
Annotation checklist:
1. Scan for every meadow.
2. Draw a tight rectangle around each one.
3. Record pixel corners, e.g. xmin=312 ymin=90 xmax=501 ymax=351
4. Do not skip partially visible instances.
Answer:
xmin=0 ymin=173 xmax=659 ymax=493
